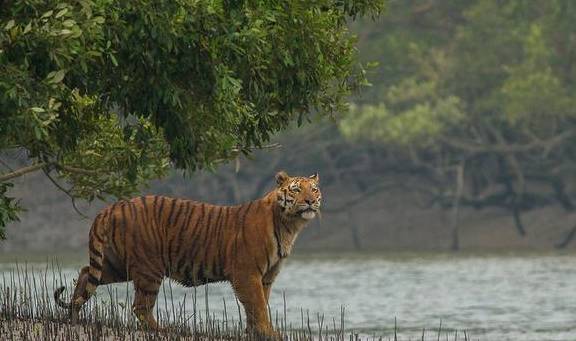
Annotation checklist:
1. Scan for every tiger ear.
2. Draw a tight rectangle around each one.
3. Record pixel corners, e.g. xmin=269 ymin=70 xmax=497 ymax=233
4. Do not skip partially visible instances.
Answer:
xmin=275 ymin=171 xmax=289 ymax=186
xmin=309 ymin=172 xmax=319 ymax=183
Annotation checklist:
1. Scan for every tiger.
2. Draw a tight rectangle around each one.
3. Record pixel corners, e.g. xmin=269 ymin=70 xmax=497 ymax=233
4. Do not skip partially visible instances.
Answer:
xmin=54 ymin=171 xmax=321 ymax=338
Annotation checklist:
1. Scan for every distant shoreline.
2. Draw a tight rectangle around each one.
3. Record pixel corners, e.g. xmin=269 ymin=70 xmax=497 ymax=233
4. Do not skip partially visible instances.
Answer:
xmin=1 ymin=248 xmax=576 ymax=264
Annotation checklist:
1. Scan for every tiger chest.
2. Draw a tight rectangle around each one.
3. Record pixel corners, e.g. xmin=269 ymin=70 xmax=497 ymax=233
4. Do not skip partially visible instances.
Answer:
xmin=273 ymin=231 xmax=299 ymax=260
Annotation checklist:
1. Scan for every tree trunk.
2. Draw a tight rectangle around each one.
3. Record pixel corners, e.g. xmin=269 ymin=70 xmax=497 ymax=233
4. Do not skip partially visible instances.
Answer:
xmin=450 ymin=162 xmax=465 ymax=251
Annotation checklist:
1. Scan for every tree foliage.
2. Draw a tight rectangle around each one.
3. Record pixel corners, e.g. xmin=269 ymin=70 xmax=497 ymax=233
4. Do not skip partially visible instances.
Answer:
xmin=341 ymin=0 xmax=576 ymax=242
xmin=0 ymin=0 xmax=385 ymax=238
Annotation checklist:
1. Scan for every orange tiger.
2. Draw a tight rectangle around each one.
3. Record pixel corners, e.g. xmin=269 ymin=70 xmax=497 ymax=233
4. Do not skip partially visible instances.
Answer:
xmin=54 ymin=171 xmax=321 ymax=338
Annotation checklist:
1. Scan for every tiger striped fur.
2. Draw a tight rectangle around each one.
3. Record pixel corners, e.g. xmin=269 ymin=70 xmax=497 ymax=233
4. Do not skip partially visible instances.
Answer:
xmin=54 ymin=171 xmax=321 ymax=338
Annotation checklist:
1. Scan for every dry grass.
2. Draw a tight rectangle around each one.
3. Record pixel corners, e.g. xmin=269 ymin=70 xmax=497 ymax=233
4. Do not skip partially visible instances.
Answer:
xmin=0 ymin=262 xmax=475 ymax=340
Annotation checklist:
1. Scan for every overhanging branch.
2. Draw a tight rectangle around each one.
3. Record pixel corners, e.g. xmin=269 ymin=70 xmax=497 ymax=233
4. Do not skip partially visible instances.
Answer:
xmin=0 ymin=162 xmax=49 ymax=182
xmin=0 ymin=162 xmax=100 ymax=182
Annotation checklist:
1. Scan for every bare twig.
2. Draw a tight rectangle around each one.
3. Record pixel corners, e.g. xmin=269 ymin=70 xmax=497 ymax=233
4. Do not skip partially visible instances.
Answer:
xmin=42 ymin=168 xmax=89 ymax=219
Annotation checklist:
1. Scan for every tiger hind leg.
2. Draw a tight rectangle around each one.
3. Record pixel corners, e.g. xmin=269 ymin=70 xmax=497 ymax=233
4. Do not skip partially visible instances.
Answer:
xmin=68 ymin=239 xmax=107 ymax=321
xmin=70 ymin=266 xmax=90 ymax=322
xmin=54 ymin=266 xmax=90 ymax=322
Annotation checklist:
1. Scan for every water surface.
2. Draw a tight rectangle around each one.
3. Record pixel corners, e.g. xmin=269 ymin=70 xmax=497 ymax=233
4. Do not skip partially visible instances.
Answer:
xmin=1 ymin=252 xmax=575 ymax=340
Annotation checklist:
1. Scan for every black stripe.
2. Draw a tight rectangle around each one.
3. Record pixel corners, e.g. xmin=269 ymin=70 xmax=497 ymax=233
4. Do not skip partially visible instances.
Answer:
xmin=183 ymin=201 xmax=196 ymax=230
xmin=155 ymin=197 xmax=167 ymax=269
xmin=191 ymin=216 xmax=211 ymax=279
xmin=140 ymin=196 xmax=149 ymax=218
xmin=152 ymin=196 xmax=159 ymax=217
xmin=176 ymin=203 xmax=203 ymax=273
xmin=166 ymin=199 xmax=177 ymax=227
xmin=183 ymin=204 xmax=206 ymax=273
xmin=88 ymin=273 xmax=100 ymax=286
xmin=167 ymin=202 xmax=189 ymax=270
xmin=130 ymin=202 xmax=138 ymax=223
xmin=204 ymin=206 xmax=223 ymax=277
xmin=157 ymin=196 xmax=166 ymax=222
xmin=89 ymin=257 xmax=102 ymax=271
xmin=264 ymin=241 xmax=271 ymax=273
xmin=174 ymin=202 xmax=194 ymax=273
xmin=273 ymin=223 xmax=283 ymax=259
xmin=92 ymin=214 xmax=101 ymax=228
xmin=188 ymin=208 xmax=212 ymax=283
xmin=93 ymin=230 xmax=105 ymax=244
xmin=89 ymin=239 xmax=102 ymax=259
xmin=120 ymin=203 xmax=128 ymax=262
xmin=110 ymin=214 xmax=119 ymax=254
xmin=166 ymin=201 xmax=185 ymax=261
xmin=239 ymin=202 xmax=254 ymax=249
xmin=255 ymin=259 xmax=265 ymax=277
xmin=213 ymin=207 xmax=229 ymax=278
xmin=240 ymin=201 xmax=253 ymax=230
xmin=273 ymin=205 xmax=285 ymax=258
xmin=171 ymin=201 xmax=185 ymax=227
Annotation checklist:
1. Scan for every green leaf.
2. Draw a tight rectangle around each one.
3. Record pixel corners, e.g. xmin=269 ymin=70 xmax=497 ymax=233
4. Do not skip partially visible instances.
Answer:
xmin=110 ymin=53 xmax=118 ymax=66
xmin=62 ymin=19 xmax=76 ymax=27
xmin=23 ymin=22 xmax=32 ymax=34
xmin=55 ymin=8 xmax=68 ymax=19
xmin=41 ymin=10 xmax=54 ymax=18
xmin=48 ymin=69 xmax=66 ymax=83
xmin=4 ymin=20 xmax=15 ymax=30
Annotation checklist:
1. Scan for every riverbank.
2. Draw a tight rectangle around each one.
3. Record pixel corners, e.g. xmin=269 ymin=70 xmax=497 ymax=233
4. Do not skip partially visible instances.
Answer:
xmin=4 ymin=169 xmax=576 ymax=254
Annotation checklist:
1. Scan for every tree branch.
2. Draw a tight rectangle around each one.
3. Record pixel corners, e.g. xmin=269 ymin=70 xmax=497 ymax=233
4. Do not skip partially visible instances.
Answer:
xmin=55 ymin=164 xmax=99 ymax=176
xmin=0 ymin=162 xmax=49 ymax=182
xmin=0 ymin=161 xmax=101 ymax=182
xmin=439 ymin=130 xmax=574 ymax=154
xmin=42 ymin=168 xmax=89 ymax=219
xmin=213 ymin=143 xmax=282 ymax=164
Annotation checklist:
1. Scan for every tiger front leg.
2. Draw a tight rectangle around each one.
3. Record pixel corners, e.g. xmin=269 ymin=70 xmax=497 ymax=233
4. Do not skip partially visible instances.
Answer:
xmin=232 ymin=274 xmax=280 ymax=339
xmin=262 ymin=261 xmax=282 ymax=304
xmin=132 ymin=276 xmax=162 ymax=330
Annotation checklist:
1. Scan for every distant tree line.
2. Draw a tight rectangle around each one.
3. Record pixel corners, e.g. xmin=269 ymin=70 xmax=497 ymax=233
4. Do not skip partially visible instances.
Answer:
xmin=340 ymin=0 xmax=576 ymax=248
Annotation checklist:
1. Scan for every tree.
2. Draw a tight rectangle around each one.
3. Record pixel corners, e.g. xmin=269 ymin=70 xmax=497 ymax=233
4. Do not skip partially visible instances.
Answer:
xmin=340 ymin=0 xmax=576 ymax=248
xmin=0 ymin=0 xmax=386 ymax=238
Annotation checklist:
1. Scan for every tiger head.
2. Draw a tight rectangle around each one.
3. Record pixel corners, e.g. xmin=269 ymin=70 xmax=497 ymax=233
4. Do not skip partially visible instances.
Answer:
xmin=275 ymin=171 xmax=322 ymax=220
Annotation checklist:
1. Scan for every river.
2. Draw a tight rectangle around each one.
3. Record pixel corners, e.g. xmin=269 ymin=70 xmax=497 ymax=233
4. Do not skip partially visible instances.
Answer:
xmin=1 ymin=251 xmax=575 ymax=340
